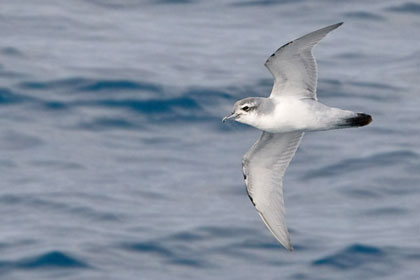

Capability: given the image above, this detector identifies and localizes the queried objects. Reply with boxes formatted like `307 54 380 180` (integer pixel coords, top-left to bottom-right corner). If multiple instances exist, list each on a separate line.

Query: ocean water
0 0 420 279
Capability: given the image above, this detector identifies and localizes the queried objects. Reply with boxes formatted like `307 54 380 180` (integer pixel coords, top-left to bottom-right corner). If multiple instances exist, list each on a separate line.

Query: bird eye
242 106 250 112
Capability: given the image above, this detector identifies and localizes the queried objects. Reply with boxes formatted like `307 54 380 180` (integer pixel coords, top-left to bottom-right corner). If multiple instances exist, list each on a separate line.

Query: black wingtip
330 22 344 30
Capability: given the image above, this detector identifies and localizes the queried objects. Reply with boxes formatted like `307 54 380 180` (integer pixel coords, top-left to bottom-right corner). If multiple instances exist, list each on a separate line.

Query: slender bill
222 113 237 123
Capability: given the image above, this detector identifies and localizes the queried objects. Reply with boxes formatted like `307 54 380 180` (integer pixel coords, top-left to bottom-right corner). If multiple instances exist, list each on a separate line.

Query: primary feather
242 132 303 250
265 22 343 100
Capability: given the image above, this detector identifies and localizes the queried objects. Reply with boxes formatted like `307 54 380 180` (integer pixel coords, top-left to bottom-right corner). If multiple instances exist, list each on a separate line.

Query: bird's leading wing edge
265 22 343 100
242 131 303 250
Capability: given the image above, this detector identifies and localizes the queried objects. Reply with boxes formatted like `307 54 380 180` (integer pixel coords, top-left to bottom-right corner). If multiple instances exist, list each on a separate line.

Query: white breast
254 97 351 133
255 97 311 133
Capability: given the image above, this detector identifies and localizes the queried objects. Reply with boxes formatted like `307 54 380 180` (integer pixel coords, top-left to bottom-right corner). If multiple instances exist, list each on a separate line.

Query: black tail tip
348 113 372 127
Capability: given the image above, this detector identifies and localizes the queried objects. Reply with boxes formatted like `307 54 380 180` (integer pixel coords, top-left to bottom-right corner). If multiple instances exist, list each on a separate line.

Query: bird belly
256 99 313 133
254 99 354 133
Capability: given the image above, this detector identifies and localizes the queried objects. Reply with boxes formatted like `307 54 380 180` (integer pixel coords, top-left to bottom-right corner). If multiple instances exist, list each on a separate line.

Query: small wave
19 78 162 93
0 160 15 169
17 251 89 269
15 79 237 125
0 88 26 105
363 207 408 216
0 251 89 271
0 194 21 204
304 150 418 179
385 2 420 14
317 78 399 102
155 0 195 4
19 78 89 90
0 47 24 57
85 0 142 9
313 244 384 269
121 241 205 267
166 258 205 267
28 160 84 170
168 232 205 242
123 241 174 257
0 69 26 78
71 96 217 125
78 80 161 93
195 225 257 238
120 226 260 267
349 81 399 90
94 97 200 113
335 52 367 59
77 117 139 131
87 0 196 9
0 194 120 222
16 79 230 122
42 101 69 110
344 11 384 20
182 87 233 101
0 89 71 111
0 131 43 150
232 0 303 7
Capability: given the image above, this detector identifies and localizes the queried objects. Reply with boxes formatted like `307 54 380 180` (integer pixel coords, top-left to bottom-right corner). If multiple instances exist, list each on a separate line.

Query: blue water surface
0 0 419 279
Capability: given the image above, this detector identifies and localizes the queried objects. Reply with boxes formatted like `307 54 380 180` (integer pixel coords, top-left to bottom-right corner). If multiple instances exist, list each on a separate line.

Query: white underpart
241 23 348 250
252 97 355 133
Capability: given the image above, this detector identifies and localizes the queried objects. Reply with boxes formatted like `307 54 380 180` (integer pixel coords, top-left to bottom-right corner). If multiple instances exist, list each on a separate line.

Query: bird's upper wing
265 22 343 100
242 131 303 251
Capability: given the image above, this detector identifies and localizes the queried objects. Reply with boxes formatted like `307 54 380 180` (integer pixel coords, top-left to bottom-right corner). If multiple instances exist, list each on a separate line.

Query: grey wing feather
265 22 343 100
242 132 303 251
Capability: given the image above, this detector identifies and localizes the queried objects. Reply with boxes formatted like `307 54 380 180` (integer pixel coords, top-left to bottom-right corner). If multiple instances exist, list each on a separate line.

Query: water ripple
19 78 162 93
0 88 27 105
0 251 89 271
0 47 24 57
304 150 418 179
121 241 207 267
0 131 43 150
17 251 89 269
313 244 384 269
232 0 303 7
385 2 420 14
344 11 385 20
0 194 120 222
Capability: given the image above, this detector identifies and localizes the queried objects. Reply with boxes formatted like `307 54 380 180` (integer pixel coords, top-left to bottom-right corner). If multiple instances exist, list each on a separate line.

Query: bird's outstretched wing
265 22 343 100
242 132 303 251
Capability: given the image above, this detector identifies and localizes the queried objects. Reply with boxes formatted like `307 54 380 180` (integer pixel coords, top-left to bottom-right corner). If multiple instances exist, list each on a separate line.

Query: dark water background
1 0 420 279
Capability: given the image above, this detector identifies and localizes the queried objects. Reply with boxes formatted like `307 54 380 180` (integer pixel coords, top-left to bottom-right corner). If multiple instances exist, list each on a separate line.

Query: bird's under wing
265 22 343 100
242 131 303 251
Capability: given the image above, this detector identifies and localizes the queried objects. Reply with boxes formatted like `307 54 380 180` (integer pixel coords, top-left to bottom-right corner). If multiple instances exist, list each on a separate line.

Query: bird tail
339 113 372 128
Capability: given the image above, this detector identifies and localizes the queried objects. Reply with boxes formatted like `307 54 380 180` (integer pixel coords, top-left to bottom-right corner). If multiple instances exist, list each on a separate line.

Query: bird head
222 97 261 125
